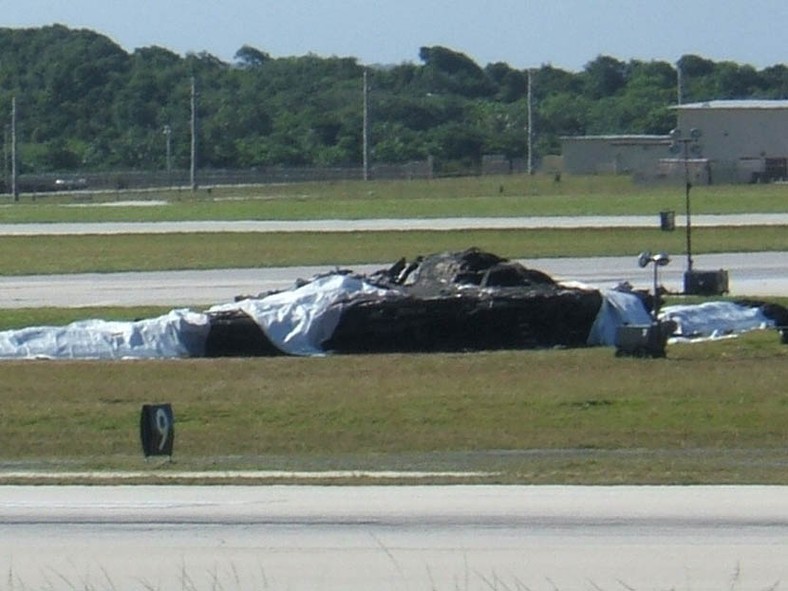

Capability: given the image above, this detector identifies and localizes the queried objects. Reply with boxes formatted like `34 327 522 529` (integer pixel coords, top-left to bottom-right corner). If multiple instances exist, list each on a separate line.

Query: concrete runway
1 251 785 308
0 212 787 235
0 215 784 308
1 215 785 590
2 485 787 590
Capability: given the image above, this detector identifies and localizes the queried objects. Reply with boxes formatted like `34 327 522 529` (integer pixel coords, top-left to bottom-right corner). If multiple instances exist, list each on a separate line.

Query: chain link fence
8 159 442 195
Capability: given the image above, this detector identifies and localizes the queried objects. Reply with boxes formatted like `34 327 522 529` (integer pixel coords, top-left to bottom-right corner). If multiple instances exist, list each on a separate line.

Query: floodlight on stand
635 251 671 319
638 251 652 268
614 251 672 358
653 252 671 266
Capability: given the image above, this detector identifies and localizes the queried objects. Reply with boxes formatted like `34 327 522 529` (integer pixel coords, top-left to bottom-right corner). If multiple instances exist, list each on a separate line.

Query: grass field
1 173 784 274
0 330 786 484
2 173 787 222
0 226 785 275
0 174 786 484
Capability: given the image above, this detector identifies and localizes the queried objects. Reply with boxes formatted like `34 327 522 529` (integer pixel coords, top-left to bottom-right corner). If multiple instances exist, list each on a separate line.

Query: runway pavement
2 485 786 591
0 215 784 305
1 212 787 235
1 215 785 590
1 251 785 308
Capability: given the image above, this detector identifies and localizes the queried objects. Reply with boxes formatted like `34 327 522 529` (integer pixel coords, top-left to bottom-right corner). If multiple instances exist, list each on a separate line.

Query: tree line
1 24 786 176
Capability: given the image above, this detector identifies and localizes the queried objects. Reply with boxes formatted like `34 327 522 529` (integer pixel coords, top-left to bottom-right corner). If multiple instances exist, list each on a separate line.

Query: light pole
162 125 172 187
668 127 729 295
676 59 683 106
362 69 370 181
11 96 18 201
669 127 701 274
190 77 197 192
3 123 8 194
527 68 534 175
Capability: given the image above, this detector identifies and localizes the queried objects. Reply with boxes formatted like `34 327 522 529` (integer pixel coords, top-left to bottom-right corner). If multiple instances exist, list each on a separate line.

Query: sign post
140 403 174 458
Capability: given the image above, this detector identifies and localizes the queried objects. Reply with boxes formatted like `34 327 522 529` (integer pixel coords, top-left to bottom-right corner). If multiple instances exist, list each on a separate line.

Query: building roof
560 134 670 142
675 100 788 110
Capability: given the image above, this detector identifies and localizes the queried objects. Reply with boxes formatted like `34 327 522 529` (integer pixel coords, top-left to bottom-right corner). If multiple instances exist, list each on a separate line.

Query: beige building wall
676 101 788 160
561 101 788 183
674 100 788 182
561 135 671 176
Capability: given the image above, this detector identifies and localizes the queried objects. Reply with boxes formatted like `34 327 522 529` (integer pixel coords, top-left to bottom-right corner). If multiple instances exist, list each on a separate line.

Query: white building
560 100 788 183
673 100 788 183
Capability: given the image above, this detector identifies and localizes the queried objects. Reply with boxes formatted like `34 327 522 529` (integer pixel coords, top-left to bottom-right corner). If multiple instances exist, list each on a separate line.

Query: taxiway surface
2 485 786 591
1 216 784 307
1 251 785 308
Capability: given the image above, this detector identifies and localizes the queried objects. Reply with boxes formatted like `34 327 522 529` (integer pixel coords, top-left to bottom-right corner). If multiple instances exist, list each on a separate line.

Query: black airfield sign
140 403 174 457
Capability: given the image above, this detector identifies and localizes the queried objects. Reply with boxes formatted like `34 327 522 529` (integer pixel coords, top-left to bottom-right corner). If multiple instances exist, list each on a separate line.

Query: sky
3 0 786 72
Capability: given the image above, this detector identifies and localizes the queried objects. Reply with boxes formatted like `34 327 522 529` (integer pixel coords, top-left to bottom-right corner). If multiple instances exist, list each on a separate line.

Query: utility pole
3 124 7 192
362 69 370 181
676 59 683 105
527 69 534 175
190 77 197 192
163 124 172 187
670 127 702 273
682 137 693 271
11 96 18 201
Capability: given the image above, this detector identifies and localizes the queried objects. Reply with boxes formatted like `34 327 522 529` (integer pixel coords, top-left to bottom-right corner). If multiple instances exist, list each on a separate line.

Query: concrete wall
561 136 671 176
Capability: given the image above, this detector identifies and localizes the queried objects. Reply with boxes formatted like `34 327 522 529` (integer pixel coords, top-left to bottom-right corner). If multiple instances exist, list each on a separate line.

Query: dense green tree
538 92 591 136
532 65 582 98
582 55 628 99
234 45 271 68
759 65 788 99
0 26 784 176
713 62 762 99
418 46 496 98
485 62 527 103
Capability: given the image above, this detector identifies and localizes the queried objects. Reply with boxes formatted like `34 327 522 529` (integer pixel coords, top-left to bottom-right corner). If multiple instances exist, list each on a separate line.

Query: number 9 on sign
140 403 175 457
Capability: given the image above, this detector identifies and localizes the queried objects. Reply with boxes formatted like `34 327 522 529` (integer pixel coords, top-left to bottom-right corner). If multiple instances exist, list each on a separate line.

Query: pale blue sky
3 0 786 71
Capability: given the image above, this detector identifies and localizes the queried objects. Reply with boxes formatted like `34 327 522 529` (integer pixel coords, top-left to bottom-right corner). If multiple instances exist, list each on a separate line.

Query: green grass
1 173 787 222
0 330 786 484
0 174 785 485
0 174 783 276
0 174 784 276
0 226 785 275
